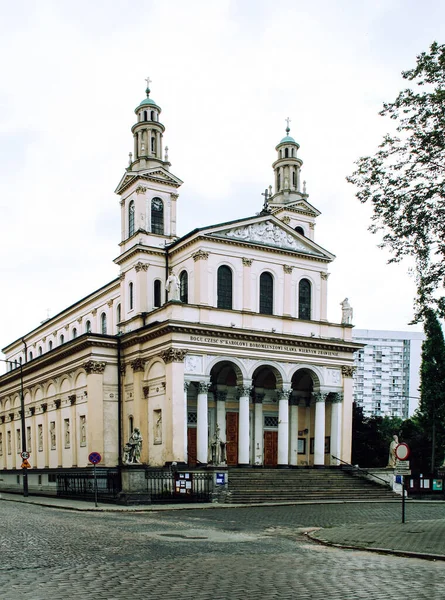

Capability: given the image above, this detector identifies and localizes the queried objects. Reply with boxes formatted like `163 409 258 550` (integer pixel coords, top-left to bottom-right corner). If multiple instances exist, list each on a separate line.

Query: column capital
184 381 191 393
330 392 343 403
341 365 356 378
131 358 145 372
313 392 329 403
84 360 106 374
237 385 252 399
253 393 265 404
283 264 293 274
242 257 253 267
289 395 301 406
192 249 209 262
277 388 291 401
198 381 211 394
160 348 188 363
216 391 227 402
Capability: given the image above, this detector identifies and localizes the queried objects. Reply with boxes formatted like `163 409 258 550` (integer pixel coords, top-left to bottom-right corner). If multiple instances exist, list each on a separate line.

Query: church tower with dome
0 82 361 501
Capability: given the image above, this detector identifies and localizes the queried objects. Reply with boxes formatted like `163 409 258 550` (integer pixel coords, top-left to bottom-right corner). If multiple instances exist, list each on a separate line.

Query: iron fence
145 470 212 503
57 470 121 501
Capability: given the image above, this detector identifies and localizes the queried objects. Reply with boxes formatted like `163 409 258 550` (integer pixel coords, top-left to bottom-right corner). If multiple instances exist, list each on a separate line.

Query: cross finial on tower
285 117 291 134
145 76 152 96
260 188 271 215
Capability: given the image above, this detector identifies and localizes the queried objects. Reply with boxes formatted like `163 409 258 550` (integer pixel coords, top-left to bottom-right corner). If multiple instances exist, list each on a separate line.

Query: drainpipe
22 338 27 364
117 334 123 466
165 245 169 302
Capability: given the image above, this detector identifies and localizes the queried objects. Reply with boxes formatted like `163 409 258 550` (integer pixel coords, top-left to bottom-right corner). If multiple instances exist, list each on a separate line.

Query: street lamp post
1 359 28 496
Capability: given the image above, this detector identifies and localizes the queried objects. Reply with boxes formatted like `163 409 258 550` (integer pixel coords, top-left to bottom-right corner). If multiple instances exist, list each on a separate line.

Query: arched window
85 320 91 333
277 172 281 190
154 280 161 308
38 346 43 356
151 134 156 153
295 226 305 236
101 312 107 334
292 170 296 187
72 328 77 339
116 304 121 324
151 198 164 235
285 148 289 158
128 200 135 237
151 110 155 121
298 279 311 320
129 282 134 310
48 341 53 351
291 148 295 157
143 110 148 121
259 272 274 315
60 334 65 345
19 356 23 364
217 266 233 310
29 352 33 361
179 271 188 303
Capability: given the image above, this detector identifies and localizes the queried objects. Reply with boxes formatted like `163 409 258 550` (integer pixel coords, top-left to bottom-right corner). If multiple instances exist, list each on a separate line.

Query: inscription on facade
189 335 340 357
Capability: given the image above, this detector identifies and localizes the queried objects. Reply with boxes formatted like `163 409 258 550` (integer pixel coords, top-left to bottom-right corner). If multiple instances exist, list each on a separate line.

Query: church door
264 431 278 466
187 428 197 466
226 412 239 465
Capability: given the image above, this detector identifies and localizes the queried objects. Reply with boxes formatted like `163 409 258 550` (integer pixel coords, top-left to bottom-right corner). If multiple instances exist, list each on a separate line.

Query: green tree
347 42 445 319
418 308 445 471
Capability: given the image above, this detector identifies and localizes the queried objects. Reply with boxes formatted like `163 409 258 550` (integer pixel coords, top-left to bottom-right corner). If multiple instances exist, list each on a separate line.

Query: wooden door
226 412 239 465
187 428 197 466
264 431 278 466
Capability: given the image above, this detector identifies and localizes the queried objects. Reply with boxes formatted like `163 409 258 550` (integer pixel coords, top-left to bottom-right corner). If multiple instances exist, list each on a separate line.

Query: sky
1 0 443 357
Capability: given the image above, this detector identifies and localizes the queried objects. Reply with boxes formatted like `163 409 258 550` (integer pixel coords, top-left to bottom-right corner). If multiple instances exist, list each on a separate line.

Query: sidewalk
308 519 445 560
2 492 444 560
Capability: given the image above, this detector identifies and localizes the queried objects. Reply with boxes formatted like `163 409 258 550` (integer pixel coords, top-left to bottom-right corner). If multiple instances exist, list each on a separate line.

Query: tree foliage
418 308 445 470
347 42 445 319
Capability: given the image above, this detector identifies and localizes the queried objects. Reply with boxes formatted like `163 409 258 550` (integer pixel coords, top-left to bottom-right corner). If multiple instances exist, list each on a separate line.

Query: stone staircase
227 467 399 504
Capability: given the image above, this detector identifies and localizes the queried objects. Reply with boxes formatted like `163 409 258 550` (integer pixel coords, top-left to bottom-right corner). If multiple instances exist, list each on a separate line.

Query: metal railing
145 470 212 503
57 470 121 501
331 455 391 487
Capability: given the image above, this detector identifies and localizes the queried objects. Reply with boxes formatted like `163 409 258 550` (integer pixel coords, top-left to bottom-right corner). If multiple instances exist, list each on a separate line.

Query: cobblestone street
1 501 444 599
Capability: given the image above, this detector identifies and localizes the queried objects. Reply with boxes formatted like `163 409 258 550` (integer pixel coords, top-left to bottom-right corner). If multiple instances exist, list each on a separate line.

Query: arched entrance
252 365 282 467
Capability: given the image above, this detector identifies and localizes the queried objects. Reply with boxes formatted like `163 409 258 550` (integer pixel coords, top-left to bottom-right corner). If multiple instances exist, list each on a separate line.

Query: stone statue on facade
165 270 180 301
208 425 226 466
387 434 399 468
340 298 353 324
123 427 143 464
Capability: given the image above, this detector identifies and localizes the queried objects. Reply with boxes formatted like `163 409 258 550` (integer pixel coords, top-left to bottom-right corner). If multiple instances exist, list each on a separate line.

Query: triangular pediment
271 200 321 217
115 167 183 194
206 217 333 259
141 169 183 186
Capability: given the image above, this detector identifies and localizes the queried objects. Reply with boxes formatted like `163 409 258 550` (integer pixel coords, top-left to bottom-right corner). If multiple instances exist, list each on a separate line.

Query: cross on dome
285 116 291 135
145 76 152 96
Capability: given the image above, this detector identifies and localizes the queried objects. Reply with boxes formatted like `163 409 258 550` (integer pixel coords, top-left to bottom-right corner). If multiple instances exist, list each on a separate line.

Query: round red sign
395 443 410 461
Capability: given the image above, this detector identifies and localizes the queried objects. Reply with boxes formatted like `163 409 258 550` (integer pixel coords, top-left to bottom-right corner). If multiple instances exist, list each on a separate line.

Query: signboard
175 472 192 495
395 469 411 476
216 472 225 485
432 479 443 491
21 459 31 469
395 443 410 461
20 451 30 460
88 452 102 465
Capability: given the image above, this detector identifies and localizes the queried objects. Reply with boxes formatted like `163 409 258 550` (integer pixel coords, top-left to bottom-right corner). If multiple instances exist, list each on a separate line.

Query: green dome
279 135 296 144
138 97 157 106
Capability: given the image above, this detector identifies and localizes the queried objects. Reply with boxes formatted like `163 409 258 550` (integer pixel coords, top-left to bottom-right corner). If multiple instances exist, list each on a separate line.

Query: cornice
114 244 165 266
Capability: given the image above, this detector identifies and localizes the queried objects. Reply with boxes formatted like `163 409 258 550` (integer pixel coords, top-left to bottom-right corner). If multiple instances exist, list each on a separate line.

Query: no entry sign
88 452 102 465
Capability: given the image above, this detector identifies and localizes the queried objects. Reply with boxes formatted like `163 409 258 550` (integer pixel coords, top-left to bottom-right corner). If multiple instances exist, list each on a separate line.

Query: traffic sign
20 451 30 460
88 451 102 465
396 459 410 469
21 459 31 469
395 443 410 461
395 469 412 476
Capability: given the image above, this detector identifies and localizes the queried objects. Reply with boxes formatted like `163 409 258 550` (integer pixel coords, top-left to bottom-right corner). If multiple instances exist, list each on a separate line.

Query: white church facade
0 84 360 496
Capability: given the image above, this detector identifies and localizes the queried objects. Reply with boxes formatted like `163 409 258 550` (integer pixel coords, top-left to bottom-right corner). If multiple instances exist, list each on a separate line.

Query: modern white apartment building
352 330 424 419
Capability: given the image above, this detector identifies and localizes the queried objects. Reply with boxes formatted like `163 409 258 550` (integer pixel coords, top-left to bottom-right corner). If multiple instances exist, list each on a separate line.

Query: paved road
1 501 444 600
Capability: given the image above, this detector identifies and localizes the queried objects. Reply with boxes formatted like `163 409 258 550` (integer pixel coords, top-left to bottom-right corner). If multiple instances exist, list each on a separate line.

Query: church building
0 83 360 497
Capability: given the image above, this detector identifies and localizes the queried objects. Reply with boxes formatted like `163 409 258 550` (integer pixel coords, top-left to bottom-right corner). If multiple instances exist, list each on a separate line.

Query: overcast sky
1 0 443 356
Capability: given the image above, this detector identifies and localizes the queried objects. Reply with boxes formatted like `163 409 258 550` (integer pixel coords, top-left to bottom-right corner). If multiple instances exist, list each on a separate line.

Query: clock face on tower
152 198 163 211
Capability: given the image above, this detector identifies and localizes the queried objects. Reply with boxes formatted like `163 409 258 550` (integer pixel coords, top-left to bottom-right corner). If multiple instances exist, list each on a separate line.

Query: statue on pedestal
387 434 399 468
208 425 226 466
165 270 180 301
123 427 143 464
340 298 353 324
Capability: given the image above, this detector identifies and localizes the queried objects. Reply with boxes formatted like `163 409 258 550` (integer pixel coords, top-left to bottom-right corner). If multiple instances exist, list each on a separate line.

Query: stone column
341 366 355 464
330 393 343 465
288 395 300 466
242 258 253 311
282 265 293 316
197 381 211 464
253 393 264 465
135 262 149 313
216 391 227 448
161 349 188 464
313 392 328 466
192 250 210 305
69 396 77 467
320 272 329 321
184 381 190 463
84 361 107 458
237 385 251 466
130 358 146 462
277 388 290 467
55 400 62 468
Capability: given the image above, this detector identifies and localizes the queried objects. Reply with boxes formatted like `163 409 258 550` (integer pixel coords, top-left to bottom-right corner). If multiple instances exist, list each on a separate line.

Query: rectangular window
48 474 57 483
264 415 279 428
298 438 306 454
187 412 197 425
